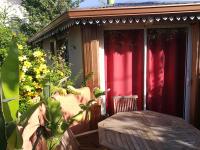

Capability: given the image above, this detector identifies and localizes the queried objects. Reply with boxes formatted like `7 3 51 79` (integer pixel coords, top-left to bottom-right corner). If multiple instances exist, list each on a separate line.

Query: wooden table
98 111 200 150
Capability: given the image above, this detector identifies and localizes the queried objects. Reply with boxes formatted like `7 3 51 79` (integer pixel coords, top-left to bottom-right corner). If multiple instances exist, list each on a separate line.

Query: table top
98 111 200 150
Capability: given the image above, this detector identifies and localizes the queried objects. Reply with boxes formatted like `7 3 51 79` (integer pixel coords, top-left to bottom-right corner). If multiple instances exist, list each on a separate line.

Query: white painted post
99 30 106 115
144 28 147 110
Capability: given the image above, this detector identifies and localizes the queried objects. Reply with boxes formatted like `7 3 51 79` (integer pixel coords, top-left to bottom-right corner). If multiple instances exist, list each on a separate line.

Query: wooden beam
190 22 200 127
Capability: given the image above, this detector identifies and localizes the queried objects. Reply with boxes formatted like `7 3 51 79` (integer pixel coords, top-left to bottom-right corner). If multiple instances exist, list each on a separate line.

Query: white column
144 28 147 110
99 30 106 115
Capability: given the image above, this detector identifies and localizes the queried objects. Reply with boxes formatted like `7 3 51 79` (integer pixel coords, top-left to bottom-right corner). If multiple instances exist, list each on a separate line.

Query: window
50 41 56 55
56 39 69 62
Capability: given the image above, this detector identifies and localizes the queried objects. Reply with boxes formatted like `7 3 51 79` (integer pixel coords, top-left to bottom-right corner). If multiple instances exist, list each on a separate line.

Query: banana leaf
1 37 19 122
0 63 7 150
46 98 62 135
0 107 7 150
1 37 20 149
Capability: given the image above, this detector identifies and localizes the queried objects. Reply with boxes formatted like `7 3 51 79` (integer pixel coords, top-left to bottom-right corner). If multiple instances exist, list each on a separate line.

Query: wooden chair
113 95 138 114
59 129 108 150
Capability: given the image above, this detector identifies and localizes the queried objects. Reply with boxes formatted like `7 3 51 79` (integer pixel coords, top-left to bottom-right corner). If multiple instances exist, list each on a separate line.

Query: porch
65 110 200 150
29 2 200 128
27 2 200 149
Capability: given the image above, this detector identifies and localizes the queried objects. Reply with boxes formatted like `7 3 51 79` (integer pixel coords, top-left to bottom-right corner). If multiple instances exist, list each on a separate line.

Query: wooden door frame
99 23 192 120
190 22 200 126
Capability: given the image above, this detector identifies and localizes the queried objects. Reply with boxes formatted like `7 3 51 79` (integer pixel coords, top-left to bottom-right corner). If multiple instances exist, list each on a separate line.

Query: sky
0 0 25 19
79 0 200 8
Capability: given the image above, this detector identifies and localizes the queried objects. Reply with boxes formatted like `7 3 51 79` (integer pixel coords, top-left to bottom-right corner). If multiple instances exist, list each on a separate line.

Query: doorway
147 28 187 118
104 30 144 114
104 27 188 118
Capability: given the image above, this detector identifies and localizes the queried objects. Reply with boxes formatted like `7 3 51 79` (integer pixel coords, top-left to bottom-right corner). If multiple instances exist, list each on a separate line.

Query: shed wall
68 27 84 87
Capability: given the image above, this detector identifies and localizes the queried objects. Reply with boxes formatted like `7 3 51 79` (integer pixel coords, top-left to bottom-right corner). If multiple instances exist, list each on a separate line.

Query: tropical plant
29 85 106 150
0 36 22 150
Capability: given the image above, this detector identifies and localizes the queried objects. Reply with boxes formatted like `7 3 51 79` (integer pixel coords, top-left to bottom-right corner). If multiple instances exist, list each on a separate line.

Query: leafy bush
0 23 27 67
19 44 73 114
0 25 12 66
48 51 72 87
19 47 50 113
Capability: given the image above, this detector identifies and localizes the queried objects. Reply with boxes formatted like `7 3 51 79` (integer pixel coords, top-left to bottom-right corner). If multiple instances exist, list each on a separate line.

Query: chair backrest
113 95 138 114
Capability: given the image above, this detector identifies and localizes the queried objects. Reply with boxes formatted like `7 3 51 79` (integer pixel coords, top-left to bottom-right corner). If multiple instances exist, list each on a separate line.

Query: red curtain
147 29 186 117
104 30 144 114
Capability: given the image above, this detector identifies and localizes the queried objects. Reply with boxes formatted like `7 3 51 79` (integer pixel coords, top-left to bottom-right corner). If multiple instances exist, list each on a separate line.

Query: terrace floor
76 132 109 150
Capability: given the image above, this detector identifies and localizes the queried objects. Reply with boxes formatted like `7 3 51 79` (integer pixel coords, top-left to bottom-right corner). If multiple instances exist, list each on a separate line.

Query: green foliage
46 98 62 134
29 83 106 150
93 87 106 98
81 72 93 87
5 121 17 138
19 48 50 114
0 108 7 150
18 101 42 127
48 52 72 87
0 20 27 67
1 37 19 122
0 25 12 67
21 0 83 36
0 6 22 30
0 37 22 150
19 45 73 114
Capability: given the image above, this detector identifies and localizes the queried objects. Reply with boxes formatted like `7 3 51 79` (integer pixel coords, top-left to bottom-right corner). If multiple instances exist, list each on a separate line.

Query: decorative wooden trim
190 22 200 126
29 3 200 43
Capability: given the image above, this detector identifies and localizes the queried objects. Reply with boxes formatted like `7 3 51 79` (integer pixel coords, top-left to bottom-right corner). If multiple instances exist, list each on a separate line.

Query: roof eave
29 3 200 43
69 3 200 18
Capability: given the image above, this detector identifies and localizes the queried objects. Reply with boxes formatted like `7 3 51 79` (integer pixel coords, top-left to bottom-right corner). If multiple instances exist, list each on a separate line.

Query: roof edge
29 3 200 43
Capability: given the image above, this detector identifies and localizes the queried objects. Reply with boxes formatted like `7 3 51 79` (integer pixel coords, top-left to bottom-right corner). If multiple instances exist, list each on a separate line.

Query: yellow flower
22 66 28 72
17 44 23 50
35 83 42 89
24 61 31 68
40 58 45 62
33 51 43 58
20 72 25 81
19 56 23 62
27 92 34 97
24 85 32 92
32 82 37 86
39 64 47 70
43 69 50 74
27 76 32 81
19 55 27 61
33 68 39 74
59 71 64 76
36 74 41 79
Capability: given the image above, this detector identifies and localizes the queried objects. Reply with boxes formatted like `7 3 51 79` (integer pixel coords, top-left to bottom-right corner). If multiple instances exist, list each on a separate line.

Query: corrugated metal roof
78 0 200 8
